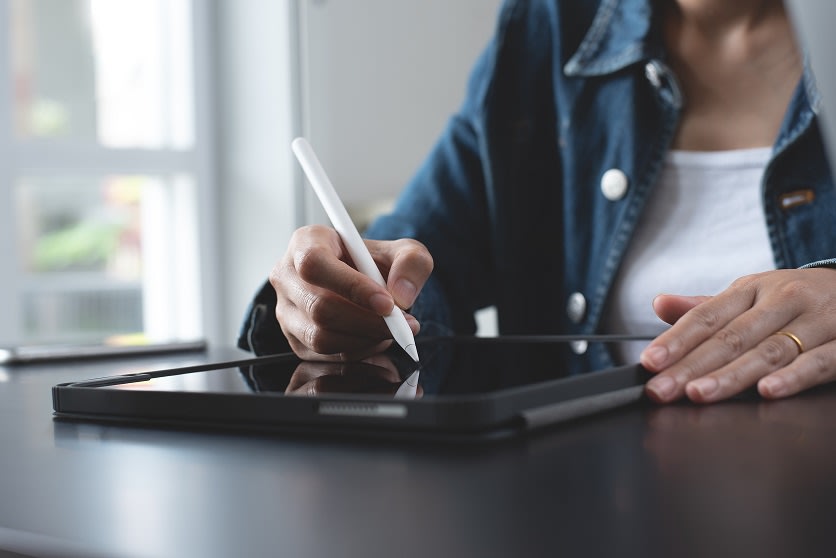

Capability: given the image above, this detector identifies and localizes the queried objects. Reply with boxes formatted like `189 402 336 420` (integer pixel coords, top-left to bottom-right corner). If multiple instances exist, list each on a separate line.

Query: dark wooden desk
1 347 834 558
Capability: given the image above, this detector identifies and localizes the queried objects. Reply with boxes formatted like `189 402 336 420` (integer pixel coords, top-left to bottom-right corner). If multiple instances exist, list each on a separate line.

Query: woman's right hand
270 225 433 361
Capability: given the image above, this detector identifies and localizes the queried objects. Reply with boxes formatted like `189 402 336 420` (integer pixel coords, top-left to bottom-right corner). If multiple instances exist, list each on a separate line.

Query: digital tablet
52 336 653 442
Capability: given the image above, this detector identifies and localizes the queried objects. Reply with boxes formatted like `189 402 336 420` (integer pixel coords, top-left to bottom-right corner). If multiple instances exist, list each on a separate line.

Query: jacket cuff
800 258 836 269
237 281 292 355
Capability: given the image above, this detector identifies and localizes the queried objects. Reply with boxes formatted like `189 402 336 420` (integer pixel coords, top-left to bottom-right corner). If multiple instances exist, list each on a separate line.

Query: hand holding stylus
291 137 419 361
268 139 433 362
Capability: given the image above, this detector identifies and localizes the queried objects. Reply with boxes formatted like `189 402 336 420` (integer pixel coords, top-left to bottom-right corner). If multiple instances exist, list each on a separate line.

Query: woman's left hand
640 268 836 403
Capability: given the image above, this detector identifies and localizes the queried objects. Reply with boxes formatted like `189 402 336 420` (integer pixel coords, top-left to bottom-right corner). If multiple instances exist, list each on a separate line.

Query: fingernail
369 293 394 315
647 376 676 401
689 377 719 399
641 345 669 370
759 376 786 398
393 279 417 308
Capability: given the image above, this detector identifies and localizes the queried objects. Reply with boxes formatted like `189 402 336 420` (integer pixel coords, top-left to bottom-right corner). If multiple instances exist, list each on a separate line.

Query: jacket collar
564 0 658 77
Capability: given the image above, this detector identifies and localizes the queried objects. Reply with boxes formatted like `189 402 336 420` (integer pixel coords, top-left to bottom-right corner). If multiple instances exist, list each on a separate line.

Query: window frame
0 0 222 346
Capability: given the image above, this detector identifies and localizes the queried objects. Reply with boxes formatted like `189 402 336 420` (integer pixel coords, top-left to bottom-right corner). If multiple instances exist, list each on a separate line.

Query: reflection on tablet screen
104 338 622 399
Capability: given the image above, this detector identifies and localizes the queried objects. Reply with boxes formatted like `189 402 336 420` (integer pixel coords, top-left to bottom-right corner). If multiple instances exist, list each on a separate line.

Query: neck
663 0 798 68
666 0 784 33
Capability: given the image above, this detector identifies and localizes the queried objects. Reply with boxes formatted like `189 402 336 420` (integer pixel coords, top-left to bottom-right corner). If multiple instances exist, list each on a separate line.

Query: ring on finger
774 330 805 355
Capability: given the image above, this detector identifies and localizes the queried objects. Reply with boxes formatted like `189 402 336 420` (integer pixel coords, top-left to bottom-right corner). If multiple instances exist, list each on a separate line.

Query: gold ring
775 330 804 354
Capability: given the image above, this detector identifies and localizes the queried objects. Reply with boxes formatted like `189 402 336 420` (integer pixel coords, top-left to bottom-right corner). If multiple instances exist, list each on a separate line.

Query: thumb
652 294 712 325
366 238 433 309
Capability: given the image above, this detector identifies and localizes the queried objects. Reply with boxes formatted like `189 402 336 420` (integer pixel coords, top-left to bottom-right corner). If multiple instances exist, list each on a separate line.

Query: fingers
271 225 431 360
289 227 432 313
651 294 712 325
683 326 809 402
274 268 417 359
642 269 836 404
642 274 772 377
758 339 836 399
279 305 414 361
288 226 394 315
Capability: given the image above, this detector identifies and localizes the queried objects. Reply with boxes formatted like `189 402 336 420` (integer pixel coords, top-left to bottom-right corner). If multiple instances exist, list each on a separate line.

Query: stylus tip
404 343 419 362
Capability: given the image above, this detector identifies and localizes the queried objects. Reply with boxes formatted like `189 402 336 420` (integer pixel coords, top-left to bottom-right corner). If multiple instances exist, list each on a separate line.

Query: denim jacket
239 0 836 373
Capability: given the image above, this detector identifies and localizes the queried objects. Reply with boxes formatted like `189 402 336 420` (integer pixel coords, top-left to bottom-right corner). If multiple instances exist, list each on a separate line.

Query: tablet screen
100 337 644 400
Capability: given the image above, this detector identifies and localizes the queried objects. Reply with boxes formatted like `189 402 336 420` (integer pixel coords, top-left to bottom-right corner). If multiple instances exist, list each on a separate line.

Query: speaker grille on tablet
318 402 407 419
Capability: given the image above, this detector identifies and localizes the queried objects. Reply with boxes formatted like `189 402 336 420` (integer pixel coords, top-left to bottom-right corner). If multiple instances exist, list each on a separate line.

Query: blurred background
0 0 500 350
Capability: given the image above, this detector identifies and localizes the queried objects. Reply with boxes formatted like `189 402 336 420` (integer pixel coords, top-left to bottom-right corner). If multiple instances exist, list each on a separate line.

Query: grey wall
298 0 503 222
786 0 836 175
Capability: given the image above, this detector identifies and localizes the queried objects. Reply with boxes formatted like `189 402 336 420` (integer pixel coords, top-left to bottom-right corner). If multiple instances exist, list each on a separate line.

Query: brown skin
270 0 836 403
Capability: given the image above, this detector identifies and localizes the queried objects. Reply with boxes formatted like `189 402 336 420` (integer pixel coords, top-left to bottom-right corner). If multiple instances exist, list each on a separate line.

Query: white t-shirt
602 147 775 364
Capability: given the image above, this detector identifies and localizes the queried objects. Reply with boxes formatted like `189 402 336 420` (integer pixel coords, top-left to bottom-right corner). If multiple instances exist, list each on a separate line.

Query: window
0 0 212 346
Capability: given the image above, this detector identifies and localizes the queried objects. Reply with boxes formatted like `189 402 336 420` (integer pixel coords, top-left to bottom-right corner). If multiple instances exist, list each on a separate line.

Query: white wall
215 0 502 344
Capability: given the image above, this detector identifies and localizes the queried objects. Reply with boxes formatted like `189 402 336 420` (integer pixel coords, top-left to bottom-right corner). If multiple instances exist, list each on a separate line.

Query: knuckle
346 279 373 307
394 239 434 272
302 323 330 355
690 307 720 331
809 350 834 380
775 278 809 301
301 324 318 350
729 274 759 292
715 328 746 355
294 245 328 283
301 290 328 322
760 336 787 367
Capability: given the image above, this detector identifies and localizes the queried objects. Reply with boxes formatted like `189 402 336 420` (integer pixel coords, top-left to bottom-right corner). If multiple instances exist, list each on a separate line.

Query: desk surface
1 347 835 558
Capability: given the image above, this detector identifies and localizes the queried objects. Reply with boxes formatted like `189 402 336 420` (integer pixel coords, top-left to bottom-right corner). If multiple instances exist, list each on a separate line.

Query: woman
240 0 836 404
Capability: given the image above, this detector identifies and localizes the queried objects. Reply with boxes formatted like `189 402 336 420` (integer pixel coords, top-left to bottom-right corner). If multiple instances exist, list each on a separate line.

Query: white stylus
291 137 419 362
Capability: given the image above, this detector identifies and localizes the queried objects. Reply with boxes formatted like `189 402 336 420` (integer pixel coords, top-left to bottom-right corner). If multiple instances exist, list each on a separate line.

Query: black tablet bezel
52 336 653 441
